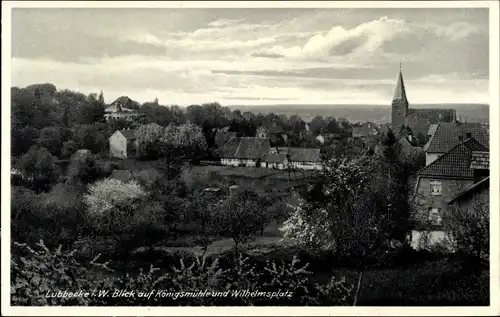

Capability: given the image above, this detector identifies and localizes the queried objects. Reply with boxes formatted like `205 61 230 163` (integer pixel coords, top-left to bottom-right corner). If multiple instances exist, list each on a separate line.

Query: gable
417 138 488 179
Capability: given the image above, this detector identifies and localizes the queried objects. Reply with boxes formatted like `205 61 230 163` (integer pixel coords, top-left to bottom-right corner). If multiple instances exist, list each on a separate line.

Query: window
429 180 442 195
428 207 442 226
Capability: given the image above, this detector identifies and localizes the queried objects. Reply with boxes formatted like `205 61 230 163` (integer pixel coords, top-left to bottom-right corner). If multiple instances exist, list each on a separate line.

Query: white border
2 1 499 316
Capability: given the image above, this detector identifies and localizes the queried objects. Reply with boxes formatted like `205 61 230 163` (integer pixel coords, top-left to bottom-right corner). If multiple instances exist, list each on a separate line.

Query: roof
427 124 439 137
117 129 138 140
448 176 490 205
220 137 271 160
393 71 408 101
110 169 133 182
279 147 321 163
111 96 138 108
417 138 488 179
406 109 456 137
263 153 287 163
424 122 489 153
352 122 379 138
470 151 489 170
215 131 237 147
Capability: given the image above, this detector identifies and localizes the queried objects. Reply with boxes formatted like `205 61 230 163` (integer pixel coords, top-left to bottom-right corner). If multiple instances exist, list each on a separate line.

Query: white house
109 129 138 159
278 147 322 170
220 137 271 167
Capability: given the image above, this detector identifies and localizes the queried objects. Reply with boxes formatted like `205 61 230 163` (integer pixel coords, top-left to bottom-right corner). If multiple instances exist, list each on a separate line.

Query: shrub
11 242 353 306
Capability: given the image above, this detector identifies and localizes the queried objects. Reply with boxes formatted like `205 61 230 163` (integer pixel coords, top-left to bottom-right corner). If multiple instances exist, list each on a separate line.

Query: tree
98 90 105 105
136 123 166 159
83 178 147 216
162 122 208 162
209 191 266 253
447 190 489 273
11 126 39 157
310 116 326 135
16 146 60 192
66 150 101 185
71 124 107 154
37 127 65 157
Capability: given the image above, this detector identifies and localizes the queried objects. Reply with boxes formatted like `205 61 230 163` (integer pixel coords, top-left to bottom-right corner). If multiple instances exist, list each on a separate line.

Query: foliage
447 190 489 266
11 242 353 306
66 150 101 185
11 126 39 157
83 178 147 215
136 123 166 159
210 191 267 251
16 146 60 191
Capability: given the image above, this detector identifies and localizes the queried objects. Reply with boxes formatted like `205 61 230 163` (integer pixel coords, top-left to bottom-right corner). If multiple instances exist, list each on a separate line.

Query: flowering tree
161 122 207 162
83 178 147 215
136 123 166 159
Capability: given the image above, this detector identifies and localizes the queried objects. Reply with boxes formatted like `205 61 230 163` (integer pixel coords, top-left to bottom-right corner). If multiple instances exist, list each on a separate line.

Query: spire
393 65 407 102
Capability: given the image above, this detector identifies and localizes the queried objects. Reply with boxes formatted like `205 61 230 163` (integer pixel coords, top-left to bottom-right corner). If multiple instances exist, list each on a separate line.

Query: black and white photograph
2 1 499 316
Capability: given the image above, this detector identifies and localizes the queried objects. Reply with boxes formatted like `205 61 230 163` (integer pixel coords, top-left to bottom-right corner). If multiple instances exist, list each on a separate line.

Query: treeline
11 83 354 160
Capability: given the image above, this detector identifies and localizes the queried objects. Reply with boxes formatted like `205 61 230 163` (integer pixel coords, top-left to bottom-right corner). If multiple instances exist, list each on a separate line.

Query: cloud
433 22 483 42
251 17 409 61
207 18 244 27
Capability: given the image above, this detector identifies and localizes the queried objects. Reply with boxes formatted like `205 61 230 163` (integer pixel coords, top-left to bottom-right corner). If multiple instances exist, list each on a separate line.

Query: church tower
391 67 409 133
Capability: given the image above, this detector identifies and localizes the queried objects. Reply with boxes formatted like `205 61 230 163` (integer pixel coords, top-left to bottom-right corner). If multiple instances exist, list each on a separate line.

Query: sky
10 7 489 106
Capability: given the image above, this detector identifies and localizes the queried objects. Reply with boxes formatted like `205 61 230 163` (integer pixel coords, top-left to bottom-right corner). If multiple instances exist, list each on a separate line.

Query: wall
414 177 474 227
410 230 454 251
291 161 322 170
109 132 127 159
425 152 445 166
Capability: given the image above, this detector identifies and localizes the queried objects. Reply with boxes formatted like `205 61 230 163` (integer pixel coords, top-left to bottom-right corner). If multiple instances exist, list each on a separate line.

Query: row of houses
108 129 323 171
219 136 322 170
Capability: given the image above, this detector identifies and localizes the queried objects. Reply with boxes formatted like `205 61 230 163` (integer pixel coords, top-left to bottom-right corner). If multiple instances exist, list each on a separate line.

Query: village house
109 129 139 159
423 122 489 166
410 137 489 250
277 147 322 170
220 137 271 167
351 122 379 139
104 96 142 121
262 153 288 170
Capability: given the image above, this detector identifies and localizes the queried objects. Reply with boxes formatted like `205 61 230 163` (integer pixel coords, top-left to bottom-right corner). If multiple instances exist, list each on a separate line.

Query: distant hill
228 104 489 124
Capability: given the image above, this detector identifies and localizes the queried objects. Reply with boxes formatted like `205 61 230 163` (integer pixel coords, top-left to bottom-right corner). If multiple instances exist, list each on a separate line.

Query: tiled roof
215 131 237 146
448 176 489 205
263 153 287 163
470 151 489 169
352 122 379 138
278 147 321 163
220 137 271 160
427 124 439 137
424 122 489 153
118 129 138 140
406 109 456 137
417 138 488 179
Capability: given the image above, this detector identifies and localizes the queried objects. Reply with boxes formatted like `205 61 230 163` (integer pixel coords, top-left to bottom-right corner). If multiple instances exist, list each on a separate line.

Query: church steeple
393 64 408 102
391 64 409 133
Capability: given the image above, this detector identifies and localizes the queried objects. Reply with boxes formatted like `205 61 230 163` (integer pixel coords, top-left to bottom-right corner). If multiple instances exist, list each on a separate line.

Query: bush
11 242 353 306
